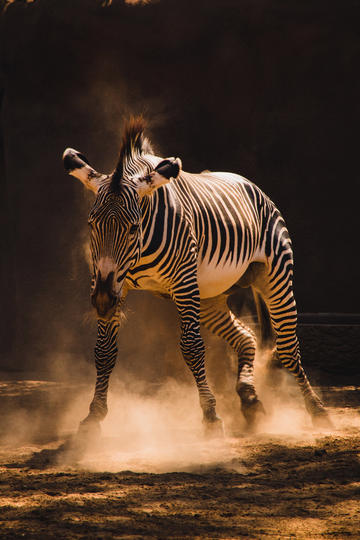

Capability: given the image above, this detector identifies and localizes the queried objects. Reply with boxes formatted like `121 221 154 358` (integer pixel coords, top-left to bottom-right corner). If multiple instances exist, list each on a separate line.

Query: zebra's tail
252 288 283 374
252 289 275 348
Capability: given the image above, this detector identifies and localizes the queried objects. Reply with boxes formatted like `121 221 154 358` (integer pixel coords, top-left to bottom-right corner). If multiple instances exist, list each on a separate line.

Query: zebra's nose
91 271 117 319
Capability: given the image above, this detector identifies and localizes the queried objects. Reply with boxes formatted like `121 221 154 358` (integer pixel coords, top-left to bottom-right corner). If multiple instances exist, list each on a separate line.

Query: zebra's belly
197 258 249 298
130 257 261 299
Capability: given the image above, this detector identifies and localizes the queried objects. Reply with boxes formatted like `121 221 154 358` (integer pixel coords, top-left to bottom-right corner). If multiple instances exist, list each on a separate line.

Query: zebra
63 117 331 437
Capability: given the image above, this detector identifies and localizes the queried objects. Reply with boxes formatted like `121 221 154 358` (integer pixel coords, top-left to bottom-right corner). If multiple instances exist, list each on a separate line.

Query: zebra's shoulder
198 170 252 186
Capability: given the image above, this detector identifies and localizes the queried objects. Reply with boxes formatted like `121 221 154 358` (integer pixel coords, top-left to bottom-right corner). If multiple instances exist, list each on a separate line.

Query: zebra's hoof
74 417 102 450
241 399 266 431
203 417 224 439
57 419 102 463
312 410 333 430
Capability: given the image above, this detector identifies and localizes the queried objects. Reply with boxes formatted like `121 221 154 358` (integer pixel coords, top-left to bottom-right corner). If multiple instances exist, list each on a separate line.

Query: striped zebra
63 117 330 436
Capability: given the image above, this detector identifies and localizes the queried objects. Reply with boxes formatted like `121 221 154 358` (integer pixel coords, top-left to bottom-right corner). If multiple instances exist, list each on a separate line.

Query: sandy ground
0 379 360 539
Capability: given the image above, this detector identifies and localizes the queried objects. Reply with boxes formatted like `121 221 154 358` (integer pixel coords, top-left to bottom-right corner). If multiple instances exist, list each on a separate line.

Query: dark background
0 0 359 375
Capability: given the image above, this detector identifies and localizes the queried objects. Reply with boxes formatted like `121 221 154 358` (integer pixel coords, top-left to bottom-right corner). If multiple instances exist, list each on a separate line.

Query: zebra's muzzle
91 270 118 320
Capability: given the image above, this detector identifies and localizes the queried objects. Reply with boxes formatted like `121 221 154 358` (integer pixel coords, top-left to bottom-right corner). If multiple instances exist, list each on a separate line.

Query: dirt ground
0 381 360 539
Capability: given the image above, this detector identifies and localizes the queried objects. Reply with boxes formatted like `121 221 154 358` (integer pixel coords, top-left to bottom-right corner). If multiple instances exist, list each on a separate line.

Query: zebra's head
63 117 182 320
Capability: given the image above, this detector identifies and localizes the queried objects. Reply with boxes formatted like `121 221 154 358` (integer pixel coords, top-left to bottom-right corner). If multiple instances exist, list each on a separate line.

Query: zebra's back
167 170 276 298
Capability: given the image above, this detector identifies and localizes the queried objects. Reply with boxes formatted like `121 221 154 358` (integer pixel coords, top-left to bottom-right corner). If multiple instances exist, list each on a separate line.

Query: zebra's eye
129 224 138 236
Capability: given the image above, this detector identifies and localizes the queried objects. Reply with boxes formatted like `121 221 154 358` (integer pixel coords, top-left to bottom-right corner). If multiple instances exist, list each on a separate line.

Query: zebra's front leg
180 319 223 435
174 287 223 435
78 317 119 440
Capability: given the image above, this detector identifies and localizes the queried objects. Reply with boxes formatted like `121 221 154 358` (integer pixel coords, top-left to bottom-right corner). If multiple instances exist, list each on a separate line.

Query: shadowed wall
0 0 359 372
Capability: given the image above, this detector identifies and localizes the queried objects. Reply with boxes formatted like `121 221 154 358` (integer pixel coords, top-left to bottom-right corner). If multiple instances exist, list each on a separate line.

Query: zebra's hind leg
253 272 332 428
200 296 265 430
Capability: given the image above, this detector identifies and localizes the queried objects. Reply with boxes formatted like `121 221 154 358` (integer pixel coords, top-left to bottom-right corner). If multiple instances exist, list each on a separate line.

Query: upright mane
111 116 153 190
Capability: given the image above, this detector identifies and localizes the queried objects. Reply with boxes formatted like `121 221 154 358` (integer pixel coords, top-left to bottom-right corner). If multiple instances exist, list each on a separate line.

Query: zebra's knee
236 332 256 361
275 331 300 362
180 322 205 366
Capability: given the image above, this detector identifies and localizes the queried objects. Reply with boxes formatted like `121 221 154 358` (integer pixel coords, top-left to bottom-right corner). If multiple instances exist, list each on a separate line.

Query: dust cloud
1 336 359 475
59 378 246 474
45 344 352 473
0 139 351 470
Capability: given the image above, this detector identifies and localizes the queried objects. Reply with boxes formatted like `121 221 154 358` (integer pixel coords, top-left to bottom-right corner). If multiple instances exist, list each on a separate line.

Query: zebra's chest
125 267 169 296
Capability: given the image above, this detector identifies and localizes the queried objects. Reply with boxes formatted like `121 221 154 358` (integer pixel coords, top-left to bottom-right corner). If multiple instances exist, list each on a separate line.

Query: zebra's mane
111 116 153 190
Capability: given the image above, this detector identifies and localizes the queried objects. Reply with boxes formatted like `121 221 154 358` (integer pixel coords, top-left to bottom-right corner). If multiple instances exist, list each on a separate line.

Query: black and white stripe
64 117 330 434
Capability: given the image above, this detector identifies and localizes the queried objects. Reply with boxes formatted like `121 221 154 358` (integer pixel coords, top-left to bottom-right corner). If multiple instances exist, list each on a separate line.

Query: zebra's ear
135 157 182 197
63 148 106 195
